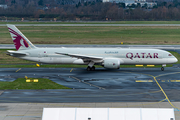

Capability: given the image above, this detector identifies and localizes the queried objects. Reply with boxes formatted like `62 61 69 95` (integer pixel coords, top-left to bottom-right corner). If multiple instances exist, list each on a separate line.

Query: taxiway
0 67 180 120
0 67 180 103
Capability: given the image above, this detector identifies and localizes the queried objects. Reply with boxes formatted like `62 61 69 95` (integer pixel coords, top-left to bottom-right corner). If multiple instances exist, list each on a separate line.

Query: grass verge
0 64 173 68
1 26 180 44
0 78 70 90
2 21 180 24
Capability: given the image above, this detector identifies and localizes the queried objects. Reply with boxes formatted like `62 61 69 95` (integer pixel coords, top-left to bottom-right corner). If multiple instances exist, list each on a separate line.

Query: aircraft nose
174 57 178 63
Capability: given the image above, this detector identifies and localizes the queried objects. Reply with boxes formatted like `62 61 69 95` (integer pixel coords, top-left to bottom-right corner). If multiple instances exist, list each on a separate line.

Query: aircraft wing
55 52 103 61
7 50 29 56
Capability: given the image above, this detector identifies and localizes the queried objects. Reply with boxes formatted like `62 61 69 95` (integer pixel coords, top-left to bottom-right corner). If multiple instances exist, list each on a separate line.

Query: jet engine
103 58 120 69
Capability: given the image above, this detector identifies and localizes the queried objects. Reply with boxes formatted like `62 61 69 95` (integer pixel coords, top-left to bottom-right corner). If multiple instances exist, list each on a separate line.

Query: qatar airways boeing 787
6 24 178 71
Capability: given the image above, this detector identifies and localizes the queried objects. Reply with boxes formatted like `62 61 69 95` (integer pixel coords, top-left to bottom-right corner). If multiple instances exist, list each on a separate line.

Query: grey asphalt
1 102 180 120
1 24 180 26
0 67 180 103
1 67 180 120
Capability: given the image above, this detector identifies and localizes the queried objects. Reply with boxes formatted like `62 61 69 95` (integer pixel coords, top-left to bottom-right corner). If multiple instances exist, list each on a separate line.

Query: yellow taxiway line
153 76 178 109
15 68 21 72
70 68 73 72
136 80 153 82
136 80 180 82
125 71 180 109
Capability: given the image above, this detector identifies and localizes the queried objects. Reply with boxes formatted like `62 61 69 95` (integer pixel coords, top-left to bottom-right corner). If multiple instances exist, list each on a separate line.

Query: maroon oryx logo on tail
8 27 29 50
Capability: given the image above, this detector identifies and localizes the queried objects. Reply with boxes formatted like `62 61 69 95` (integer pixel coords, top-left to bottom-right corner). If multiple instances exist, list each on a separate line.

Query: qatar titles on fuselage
6 24 178 71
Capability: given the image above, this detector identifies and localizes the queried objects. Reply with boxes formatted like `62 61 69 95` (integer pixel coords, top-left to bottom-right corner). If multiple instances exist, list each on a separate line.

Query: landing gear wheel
87 66 91 71
87 66 95 71
91 66 95 71
161 67 164 71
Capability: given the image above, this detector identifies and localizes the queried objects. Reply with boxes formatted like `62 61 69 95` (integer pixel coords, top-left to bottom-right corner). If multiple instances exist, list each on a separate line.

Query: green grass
0 49 35 64
0 64 96 68
0 64 173 68
1 21 180 24
0 78 70 90
121 64 172 67
1 26 180 44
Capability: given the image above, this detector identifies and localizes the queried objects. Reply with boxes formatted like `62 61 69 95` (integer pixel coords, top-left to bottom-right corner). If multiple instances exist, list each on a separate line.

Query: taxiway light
26 79 31 82
34 79 38 82
135 65 143 67
36 64 40 67
147 65 154 67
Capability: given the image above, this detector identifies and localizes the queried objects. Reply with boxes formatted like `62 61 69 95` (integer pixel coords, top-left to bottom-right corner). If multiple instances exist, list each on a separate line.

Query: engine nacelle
103 58 120 69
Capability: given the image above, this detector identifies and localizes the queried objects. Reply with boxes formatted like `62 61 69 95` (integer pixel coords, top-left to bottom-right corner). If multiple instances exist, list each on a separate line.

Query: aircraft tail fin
7 24 36 51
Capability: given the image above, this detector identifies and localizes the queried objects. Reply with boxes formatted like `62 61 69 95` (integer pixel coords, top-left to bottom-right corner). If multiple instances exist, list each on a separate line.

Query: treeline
1 1 180 20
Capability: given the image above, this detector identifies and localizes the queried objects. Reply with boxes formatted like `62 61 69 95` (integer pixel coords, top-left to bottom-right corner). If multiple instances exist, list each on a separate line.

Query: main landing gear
87 61 95 71
87 66 95 71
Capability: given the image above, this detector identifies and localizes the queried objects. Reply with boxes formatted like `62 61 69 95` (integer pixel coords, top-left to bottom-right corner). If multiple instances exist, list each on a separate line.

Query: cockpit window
168 54 172 56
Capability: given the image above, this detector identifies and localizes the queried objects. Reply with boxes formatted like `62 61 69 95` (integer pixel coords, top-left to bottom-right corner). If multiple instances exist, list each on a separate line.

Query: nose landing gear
161 64 166 71
161 67 164 71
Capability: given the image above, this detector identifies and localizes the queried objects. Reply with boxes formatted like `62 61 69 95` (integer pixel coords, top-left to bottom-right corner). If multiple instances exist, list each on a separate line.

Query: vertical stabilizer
7 24 36 51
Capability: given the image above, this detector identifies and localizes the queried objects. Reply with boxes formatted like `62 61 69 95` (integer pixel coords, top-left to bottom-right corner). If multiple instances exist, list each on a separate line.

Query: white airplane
6 24 178 71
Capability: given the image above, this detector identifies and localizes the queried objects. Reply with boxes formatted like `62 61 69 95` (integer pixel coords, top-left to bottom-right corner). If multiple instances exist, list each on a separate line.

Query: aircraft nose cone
174 57 178 63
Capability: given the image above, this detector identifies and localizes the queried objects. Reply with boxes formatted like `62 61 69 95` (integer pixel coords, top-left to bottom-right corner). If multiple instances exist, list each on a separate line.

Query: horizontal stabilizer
7 50 29 56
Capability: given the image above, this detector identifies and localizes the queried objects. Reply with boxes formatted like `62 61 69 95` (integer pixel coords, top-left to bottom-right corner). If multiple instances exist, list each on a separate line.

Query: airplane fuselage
15 47 177 65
